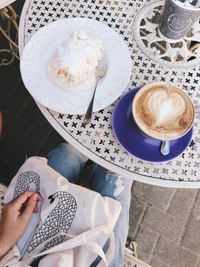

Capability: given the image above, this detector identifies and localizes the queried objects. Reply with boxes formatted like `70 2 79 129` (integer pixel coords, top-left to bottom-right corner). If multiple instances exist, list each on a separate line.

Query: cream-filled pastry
48 29 104 87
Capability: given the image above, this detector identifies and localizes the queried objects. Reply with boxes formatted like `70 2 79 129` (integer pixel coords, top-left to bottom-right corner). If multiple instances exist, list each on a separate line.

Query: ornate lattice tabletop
19 0 200 187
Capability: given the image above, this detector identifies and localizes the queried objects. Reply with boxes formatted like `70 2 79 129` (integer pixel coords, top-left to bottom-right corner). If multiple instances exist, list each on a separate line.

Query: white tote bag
0 156 121 267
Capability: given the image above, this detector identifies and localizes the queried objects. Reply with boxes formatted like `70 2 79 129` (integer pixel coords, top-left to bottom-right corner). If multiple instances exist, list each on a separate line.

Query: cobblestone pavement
129 182 200 267
1 1 200 267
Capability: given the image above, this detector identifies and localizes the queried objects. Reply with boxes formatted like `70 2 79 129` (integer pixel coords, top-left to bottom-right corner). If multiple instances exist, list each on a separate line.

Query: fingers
20 193 43 222
33 203 38 213
12 191 43 209
11 191 43 221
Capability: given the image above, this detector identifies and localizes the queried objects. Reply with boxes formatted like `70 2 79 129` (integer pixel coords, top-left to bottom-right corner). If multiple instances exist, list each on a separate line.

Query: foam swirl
145 90 186 125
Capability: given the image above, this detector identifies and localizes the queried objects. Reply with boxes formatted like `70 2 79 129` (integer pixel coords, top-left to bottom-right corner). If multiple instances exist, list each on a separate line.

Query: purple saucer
112 87 193 163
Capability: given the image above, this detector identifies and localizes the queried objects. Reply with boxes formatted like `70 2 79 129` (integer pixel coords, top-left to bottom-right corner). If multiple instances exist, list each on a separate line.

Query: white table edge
18 0 200 188
0 0 15 9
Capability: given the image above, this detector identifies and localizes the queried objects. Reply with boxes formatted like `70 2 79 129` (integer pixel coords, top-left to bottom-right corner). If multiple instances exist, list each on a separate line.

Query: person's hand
0 191 43 258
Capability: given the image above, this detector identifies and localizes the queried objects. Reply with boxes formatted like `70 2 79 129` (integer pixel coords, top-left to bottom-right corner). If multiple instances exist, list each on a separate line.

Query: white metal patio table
18 0 200 188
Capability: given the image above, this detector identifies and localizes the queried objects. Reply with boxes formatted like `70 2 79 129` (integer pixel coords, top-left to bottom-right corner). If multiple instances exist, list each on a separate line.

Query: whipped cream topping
49 29 104 88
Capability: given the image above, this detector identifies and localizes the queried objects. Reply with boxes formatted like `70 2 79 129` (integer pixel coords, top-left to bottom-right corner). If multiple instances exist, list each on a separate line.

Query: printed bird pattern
28 191 77 253
13 171 40 198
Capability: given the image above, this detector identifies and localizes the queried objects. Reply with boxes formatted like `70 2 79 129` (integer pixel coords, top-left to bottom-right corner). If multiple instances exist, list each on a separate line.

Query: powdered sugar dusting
48 29 104 88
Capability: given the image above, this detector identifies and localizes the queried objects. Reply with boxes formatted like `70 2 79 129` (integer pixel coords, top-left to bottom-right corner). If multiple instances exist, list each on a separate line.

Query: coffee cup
158 0 200 42
132 82 196 142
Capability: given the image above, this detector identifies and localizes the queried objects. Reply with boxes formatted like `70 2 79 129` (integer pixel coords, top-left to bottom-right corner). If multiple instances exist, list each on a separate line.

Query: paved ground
128 182 200 267
1 1 200 267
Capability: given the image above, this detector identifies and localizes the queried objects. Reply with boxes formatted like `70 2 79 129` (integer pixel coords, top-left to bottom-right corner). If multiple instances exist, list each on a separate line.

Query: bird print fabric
14 171 40 198
28 191 77 253
13 172 77 254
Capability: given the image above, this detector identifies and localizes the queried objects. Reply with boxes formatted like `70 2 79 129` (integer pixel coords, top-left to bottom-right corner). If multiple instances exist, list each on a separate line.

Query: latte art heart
132 82 195 140
146 91 186 125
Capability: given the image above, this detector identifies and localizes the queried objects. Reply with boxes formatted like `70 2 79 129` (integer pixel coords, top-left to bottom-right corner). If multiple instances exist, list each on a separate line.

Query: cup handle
160 140 170 156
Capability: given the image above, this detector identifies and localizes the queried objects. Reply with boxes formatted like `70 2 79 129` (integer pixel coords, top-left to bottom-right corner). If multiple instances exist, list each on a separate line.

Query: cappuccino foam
132 83 194 140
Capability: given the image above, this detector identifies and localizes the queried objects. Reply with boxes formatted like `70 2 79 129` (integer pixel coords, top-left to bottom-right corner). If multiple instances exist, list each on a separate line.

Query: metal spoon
160 140 170 156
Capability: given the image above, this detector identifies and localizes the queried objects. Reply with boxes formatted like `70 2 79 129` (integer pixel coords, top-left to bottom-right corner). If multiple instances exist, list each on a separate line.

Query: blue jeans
46 143 132 267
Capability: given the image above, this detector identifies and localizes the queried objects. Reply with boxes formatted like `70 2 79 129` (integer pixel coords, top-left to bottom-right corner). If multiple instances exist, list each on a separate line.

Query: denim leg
46 143 88 184
81 163 133 267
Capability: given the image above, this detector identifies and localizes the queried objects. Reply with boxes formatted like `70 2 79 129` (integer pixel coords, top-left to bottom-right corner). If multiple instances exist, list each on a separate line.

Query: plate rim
20 17 132 114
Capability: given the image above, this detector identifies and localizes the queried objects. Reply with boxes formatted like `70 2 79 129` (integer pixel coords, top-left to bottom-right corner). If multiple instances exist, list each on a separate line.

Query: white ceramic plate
20 18 132 114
